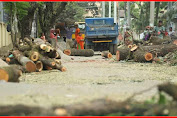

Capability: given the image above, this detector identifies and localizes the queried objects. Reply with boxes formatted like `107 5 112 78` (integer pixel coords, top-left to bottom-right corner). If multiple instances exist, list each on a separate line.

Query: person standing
76 32 84 49
65 26 74 49
40 33 46 42
154 20 165 39
168 27 175 36
74 24 80 48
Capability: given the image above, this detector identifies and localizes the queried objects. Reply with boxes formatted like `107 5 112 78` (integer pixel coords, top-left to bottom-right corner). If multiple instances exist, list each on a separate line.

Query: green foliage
158 92 167 104
59 2 86 23
3 2 30 20
144 96 157 104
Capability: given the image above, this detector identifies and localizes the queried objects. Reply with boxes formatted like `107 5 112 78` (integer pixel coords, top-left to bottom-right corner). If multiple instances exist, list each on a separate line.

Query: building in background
0 2 9 23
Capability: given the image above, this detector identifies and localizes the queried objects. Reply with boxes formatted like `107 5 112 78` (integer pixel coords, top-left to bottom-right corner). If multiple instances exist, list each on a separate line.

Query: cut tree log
55 51 61 59
53 64 66 72
101 51 112 59
35 61 43 72
0 65 22 82
17 45 31 52
139 44 177 57
55 59 61 65
63 49 94 57
12 50 36 72
24 51 39 62
149 36 171 45
39 55 56 68
133 50 153 62
48 38 57 48
116 46 131 61
43 65 53 70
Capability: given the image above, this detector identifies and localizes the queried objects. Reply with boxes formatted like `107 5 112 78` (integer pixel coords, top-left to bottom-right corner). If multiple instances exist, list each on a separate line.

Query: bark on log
101 51 112 59
12 50 36 72
116 46 131 61
17 45 31 52
35 61 43 72
139 44 177 57
149 36 171 45
64 49 94 57
43 65 53 70
0 65 22 82
24 51 39 62
48 38 57 48
39 55 56 68
133 50 153 62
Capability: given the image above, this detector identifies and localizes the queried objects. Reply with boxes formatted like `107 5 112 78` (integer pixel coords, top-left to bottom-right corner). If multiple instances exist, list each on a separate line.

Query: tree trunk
63 49 94 57
116 46 131 61
0 65 22 82
155 2 160 25
20 3 38 39
133 50 153 62
12 50 36 72
101 51 112 59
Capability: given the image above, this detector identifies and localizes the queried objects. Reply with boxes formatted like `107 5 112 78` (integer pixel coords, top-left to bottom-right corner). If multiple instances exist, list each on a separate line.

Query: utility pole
150 2 155 27
109 2 111 18
127 2 131 28
114 1 117 23
102 2 105 18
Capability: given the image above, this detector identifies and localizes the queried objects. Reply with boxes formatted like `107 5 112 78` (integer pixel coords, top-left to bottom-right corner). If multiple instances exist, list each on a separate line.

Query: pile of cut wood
0 37 66 82
116 36 177 63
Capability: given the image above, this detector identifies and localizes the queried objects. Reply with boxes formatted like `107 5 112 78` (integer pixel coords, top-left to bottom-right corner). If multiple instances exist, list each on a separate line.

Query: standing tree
38 2 67 39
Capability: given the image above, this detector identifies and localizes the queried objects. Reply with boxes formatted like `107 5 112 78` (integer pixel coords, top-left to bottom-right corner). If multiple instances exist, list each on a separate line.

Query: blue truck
85 18 118 54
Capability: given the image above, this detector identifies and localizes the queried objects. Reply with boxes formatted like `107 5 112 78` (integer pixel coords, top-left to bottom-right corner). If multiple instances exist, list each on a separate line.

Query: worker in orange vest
76 32 84 49
74 24 80 48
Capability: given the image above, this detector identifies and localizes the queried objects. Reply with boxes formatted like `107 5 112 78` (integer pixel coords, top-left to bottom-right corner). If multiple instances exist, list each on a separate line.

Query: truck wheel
109 44 114 54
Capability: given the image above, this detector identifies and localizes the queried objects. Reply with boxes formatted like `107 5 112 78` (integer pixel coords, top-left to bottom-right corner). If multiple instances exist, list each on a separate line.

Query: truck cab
85 18 118 54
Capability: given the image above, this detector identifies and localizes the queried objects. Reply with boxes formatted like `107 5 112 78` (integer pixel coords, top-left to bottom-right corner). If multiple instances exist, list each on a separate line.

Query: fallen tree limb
64 49 94 57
